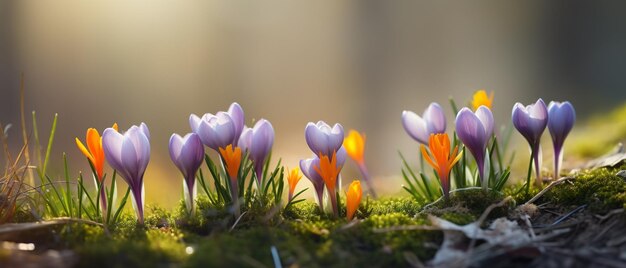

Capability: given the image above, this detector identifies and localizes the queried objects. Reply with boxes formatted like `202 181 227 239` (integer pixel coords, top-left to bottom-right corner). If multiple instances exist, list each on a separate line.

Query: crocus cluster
512 99 575 188
102 123 151 224
187 103 275 216
300 121 347 217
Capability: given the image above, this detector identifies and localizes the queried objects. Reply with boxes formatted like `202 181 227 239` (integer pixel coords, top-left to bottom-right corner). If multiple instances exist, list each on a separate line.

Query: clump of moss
185 227 310 267
365 197 422 217
63 225 187 267
543 165 626 213
423 188 512 222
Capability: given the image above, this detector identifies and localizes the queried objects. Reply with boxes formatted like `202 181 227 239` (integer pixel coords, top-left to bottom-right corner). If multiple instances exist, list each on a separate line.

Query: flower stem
525 149 533 195
533 146 542 188
553 146 562 180
357 162 377 198
329 189 338 218
229 178 240 218
99 186 107 221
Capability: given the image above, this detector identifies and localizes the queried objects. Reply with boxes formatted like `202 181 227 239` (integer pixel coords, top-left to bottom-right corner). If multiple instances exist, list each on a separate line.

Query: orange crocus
314 152 341 194
471 89 494 111
420 133 462 199
345 180 362 220
287 167 302 201
76 123 118 179
343 130 366 165
314 151 342 216
219 145 242 180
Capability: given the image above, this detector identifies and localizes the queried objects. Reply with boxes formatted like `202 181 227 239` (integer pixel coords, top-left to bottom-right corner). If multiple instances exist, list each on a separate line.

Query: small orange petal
75 137 94 163
346 180 362 220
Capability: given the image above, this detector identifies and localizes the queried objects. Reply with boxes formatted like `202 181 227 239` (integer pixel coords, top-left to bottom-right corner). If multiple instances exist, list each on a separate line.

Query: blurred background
1 1 625 207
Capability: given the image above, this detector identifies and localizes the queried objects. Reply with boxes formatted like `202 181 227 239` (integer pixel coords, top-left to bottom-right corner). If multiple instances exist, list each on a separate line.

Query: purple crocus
455 106 494 189
102 123 151 224
300 156 325 212
238 119 275 182
169 133 205 215
512 99 548 188
547 101 575 180
305 121 344 157
190 112 236 151
402 102 447 144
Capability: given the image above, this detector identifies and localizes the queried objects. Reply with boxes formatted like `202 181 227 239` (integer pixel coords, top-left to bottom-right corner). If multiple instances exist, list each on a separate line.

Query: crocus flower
76 123 118 219
512 99 548 187
471 89 494 111
547 101 576 180
286 167 302 202
402 102 446 144
300 157 325 211
238 119 274 182
305 121 344 157
455 106 494 189
169 133 204 215
102 123 150 224
343 130 376 198
345 180 362 221
314 151 342 217
190 112 236 151
421 133 462 199
218 144 242 216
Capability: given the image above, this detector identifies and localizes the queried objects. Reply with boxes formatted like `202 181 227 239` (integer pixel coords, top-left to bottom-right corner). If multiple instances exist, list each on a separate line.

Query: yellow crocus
471 89 494 111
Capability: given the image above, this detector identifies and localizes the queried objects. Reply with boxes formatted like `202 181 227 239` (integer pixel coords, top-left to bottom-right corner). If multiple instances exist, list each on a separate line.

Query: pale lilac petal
402 110 429 144
305 122 328 155
327 123 344 154
189 114 202 133
139 123 150 140
238 127 252 153
336 146 347 168
424 102 446 134
169 134 185 169
102 128 125 173
475 106 494 137
228 102 245 144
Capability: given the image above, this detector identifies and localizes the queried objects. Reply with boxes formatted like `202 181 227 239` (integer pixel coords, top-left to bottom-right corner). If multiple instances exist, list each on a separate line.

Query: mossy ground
2 163 624 267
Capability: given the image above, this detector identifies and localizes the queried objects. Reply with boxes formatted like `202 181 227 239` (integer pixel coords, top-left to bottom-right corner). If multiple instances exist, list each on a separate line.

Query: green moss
424 188 513 222
543 165 626 212
53 219 186 268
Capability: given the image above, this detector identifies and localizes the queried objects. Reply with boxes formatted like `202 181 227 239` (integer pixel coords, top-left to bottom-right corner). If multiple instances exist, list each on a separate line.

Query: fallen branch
0 217 103 234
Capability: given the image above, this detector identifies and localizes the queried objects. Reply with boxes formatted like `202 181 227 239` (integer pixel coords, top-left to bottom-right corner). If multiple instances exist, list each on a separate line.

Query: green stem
525 150 533 195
